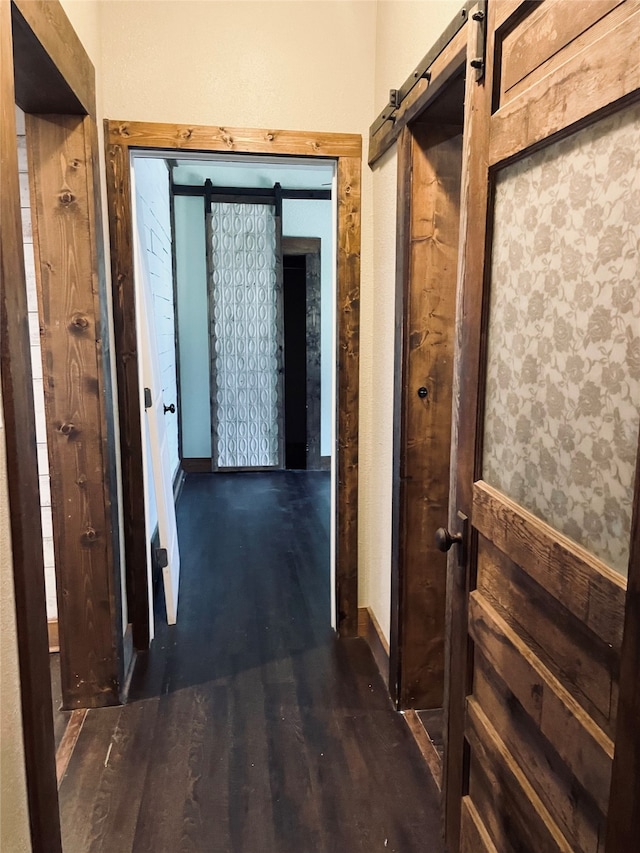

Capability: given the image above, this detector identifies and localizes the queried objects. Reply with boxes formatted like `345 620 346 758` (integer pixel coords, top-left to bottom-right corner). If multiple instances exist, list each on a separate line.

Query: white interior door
133 205 181 626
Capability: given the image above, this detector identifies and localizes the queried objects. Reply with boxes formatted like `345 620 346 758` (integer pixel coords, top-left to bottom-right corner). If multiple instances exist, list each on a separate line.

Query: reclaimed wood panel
27 114 120 709
107 121 361 159
469 592 614 815
477 534 618 734
460 796 498 853
467 696 574 853
490 2 640 165
396 123 462 709
473 481 627 649
336 154 360 636
499 0 624 104
0 2 62 846
474 650 604 853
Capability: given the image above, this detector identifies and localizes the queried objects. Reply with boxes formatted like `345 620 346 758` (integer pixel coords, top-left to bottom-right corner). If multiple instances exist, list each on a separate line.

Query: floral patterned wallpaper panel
483 101 640 576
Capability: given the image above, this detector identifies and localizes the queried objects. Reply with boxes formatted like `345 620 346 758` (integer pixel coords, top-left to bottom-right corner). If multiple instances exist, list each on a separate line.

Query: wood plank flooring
58 472 443 852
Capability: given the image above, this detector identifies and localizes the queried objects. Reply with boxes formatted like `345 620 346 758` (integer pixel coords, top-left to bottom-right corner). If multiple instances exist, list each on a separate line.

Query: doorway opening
389 71 466 788
283 253 308 470
106 124 362 647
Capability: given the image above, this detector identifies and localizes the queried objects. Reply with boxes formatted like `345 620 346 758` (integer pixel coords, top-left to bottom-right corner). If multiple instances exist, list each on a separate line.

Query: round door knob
435 527 463 552
163 403 176 414
417 386 428 399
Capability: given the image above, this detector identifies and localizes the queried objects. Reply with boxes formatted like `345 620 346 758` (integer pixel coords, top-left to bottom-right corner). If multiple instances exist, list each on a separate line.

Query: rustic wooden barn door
444 2 640 852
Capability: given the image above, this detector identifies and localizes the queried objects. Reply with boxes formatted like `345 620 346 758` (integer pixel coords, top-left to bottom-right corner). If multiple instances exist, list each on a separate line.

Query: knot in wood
59 422 76 437
77 473 88 486
82 527 98 545
70 313 89 332
179 128 193 140
70 158 81 169
266 133 275 142
119 124 130 137
59 190 76 206
345 185 352 195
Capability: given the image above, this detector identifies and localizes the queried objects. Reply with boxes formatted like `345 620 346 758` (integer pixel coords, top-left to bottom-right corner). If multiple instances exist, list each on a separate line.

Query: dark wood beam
0 2 62 849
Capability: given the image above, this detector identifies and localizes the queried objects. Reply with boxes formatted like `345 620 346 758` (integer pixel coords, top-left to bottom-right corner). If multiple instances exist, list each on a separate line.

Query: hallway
57 472 443 852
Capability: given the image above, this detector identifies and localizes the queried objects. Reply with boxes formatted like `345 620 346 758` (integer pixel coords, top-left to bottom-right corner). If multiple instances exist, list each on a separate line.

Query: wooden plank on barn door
133 208 181 626
444 1 640 851
26 113 122 709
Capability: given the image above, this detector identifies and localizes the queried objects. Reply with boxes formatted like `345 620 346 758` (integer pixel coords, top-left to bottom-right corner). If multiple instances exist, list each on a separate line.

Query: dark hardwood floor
58 472 443 852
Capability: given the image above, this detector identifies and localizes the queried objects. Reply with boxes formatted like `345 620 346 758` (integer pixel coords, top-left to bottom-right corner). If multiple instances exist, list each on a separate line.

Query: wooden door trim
3 0 117 849
105 121 361 638
282 236 323 471
607 434 640 851
442 4 495 851
388 37 466 712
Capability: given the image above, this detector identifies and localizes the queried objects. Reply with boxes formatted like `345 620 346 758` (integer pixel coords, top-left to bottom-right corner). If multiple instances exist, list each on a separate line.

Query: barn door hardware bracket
155 548 168 569
144 387 152 409
369 0 477 137
469 1 487 82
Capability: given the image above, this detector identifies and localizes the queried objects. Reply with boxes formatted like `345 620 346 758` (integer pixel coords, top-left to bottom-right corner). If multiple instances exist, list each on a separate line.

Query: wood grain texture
474 650 604 853
403 710 443 792
442 6 494 850
460 796 498 853
466 696 574 853
104 136 149 650
473 480 627 649
335 155 360 637
26 114 121 709
107 121 361 158
477 534 618 736
395 123 462 710
368 24 467 166
499 0 624 103
606 431 640 853
13 0 95 116
469 592 614 816
0 3 62 847
489 2 640 166
58 473 443 853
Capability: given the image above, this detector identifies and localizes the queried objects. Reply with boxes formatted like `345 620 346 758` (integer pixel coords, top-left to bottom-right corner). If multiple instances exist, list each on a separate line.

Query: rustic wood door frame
3 0 124 849
105 122 361 642
282 236 323 471
389 76 465 713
